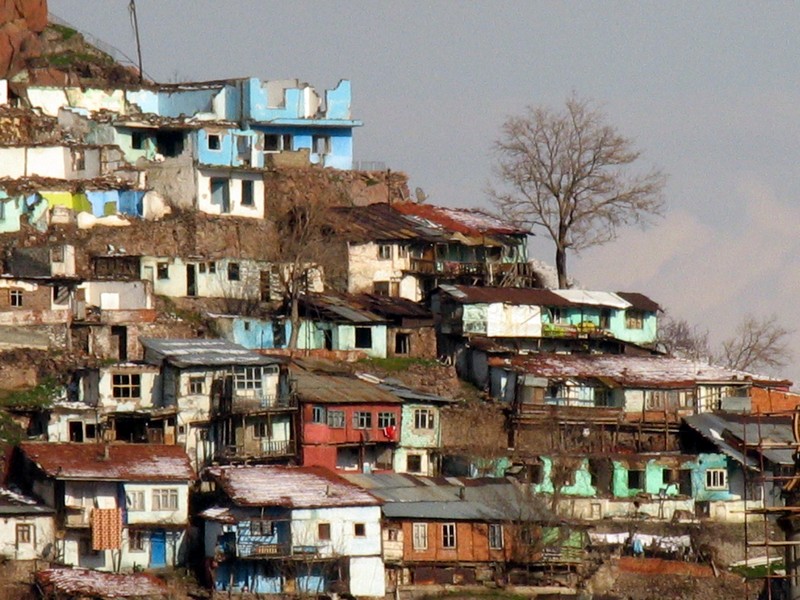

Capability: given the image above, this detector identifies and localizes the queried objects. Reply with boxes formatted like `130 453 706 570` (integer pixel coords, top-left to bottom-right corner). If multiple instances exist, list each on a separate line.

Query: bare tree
657 316 711 362
490 95 666 288
719 314 793 373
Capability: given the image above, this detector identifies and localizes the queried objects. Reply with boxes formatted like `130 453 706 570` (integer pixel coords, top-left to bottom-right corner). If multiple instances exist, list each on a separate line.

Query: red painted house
294 366 402 473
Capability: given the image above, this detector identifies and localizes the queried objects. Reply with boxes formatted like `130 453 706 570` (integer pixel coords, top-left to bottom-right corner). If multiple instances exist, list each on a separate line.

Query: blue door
150 530 166 567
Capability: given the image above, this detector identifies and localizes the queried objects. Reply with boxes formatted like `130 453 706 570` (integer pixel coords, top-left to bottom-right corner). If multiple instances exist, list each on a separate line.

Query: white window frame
442 523 456 549
705 468 728 490
312 405 326 424
327 410 345 428
353 411 372 429
189 377 204 395
377 412 396 428
378 244 392 260
488 523 503 550
414 408 435 430
9 289 22 307
412 522 428 550
126 490 145 512
235 367 263 391
152 488 179 511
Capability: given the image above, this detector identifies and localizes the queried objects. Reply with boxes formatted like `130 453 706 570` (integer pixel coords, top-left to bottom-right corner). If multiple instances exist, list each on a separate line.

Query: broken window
264 133 293 152
407 454 423 473
378 244 392 260
155 131 184 157
227 262 240 281
395 333 411 355
131 131 146 150
627 469 645 490
207 134 221 150
625 309 645 329
112 374 141 399
355 326 372 349
156 262 169 280
313 134 331 156
241 180 254 206
9 289 22 307
210 178 230 212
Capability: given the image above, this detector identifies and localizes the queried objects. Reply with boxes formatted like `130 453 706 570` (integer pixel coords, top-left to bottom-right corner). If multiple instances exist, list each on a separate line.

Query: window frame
234 366 263 391
318 522 331 541
705 468 728 490
441 523 457 549
189 377 204 395
488 523 503 550
156 262 169 280
207 133 221 151
129 529 146 552
227 262 241 281
327 410 345 428
625 309 645 330
16 523 32 545
312 405 326 424
112 373 141 400
378 244 392 260
354 326 373 349
412 522 428 550
413 408 435 430
9 289 22 307
353 411 372 429
126 490 145 512
152 488 179 511
377 412 396 428
241 179 255 207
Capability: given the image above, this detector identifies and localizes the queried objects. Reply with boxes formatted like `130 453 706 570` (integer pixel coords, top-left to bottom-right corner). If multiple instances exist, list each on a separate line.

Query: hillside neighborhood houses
0 17 797 600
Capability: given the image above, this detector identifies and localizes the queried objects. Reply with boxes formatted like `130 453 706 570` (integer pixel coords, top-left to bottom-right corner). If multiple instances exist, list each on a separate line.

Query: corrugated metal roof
0 486 54 515
293 369 403 405
341 473 552 521
616 292 661 313
332 203 449 243
493 353 789 388
207 465 381 508
552 290 631 309
392 202 530 236
438 285 575 306
684 413 797 466
299 293 388 324
354 293 432 321
35 568 169 599
20 443 195 482
140 337 281 368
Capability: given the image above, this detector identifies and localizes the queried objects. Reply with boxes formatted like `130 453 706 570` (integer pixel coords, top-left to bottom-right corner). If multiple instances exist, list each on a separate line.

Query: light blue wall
690 453 736 502
0 192 49 233
610 310 658 345
196 129 262 167
85 190 146 218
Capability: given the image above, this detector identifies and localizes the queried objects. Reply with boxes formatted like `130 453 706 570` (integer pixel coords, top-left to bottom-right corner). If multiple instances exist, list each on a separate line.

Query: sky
48 1 800 382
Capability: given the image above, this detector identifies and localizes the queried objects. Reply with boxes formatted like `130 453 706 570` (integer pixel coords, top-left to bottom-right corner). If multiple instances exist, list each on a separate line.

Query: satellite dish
415 187 428 203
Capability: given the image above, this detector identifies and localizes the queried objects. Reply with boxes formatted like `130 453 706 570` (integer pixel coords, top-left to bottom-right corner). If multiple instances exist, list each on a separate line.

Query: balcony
238 543 292 559
213 392 297 415
216 439 297 461
542 322 610 339
408 258 486 276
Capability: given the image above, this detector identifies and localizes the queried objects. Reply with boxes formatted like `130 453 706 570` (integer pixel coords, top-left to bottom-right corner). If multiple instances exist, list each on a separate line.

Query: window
407 454 422 473
264 133 293 152
354 523 366 537
355 327 372 349
313 134 331 156
488 524 503 550
129 530 146 552
131 131 146 150
112 374 141 399
9 289 22 307
395 333 411 355
126 490 145 512
241 180 254 206
199 262 206 273
208 261 216 274
442 523 456 549
189 377 204 395
378 244 392 260
152 488 178 511
227 262 240 281
353 411 372 429
414 408 435 429
327 410 345 428
207 133 221 150
51 246 64 263
625 309 645 329
378 412 396 428
412 523 428 550
210 178 230 212
254 421 268 438
16 524 32 545
312 406 326 424
373 281 390 296
398 245 408 258
156 262 169 280
628 469 645 490
706 468 728 490
85 423 97 440
72 148 85 171
388 528 400 542
251 520 274 536
235 366 263 390
318 523 331 541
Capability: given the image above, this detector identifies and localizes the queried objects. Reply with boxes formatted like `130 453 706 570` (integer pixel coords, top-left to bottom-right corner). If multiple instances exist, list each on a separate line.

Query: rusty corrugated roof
331 203 448 243
437 284 574 306
35 568 169 599
207 465 381 508
392 202 530 236
292 368 403 405
491 353 790 388
20 443 195 482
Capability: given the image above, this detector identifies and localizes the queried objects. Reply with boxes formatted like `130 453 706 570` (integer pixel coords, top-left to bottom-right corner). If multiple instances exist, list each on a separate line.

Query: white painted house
203 465 385 597
17 442 194 572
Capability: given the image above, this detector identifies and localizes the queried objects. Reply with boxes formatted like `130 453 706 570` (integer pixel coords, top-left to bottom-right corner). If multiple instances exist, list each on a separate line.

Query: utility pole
129 0 144 83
